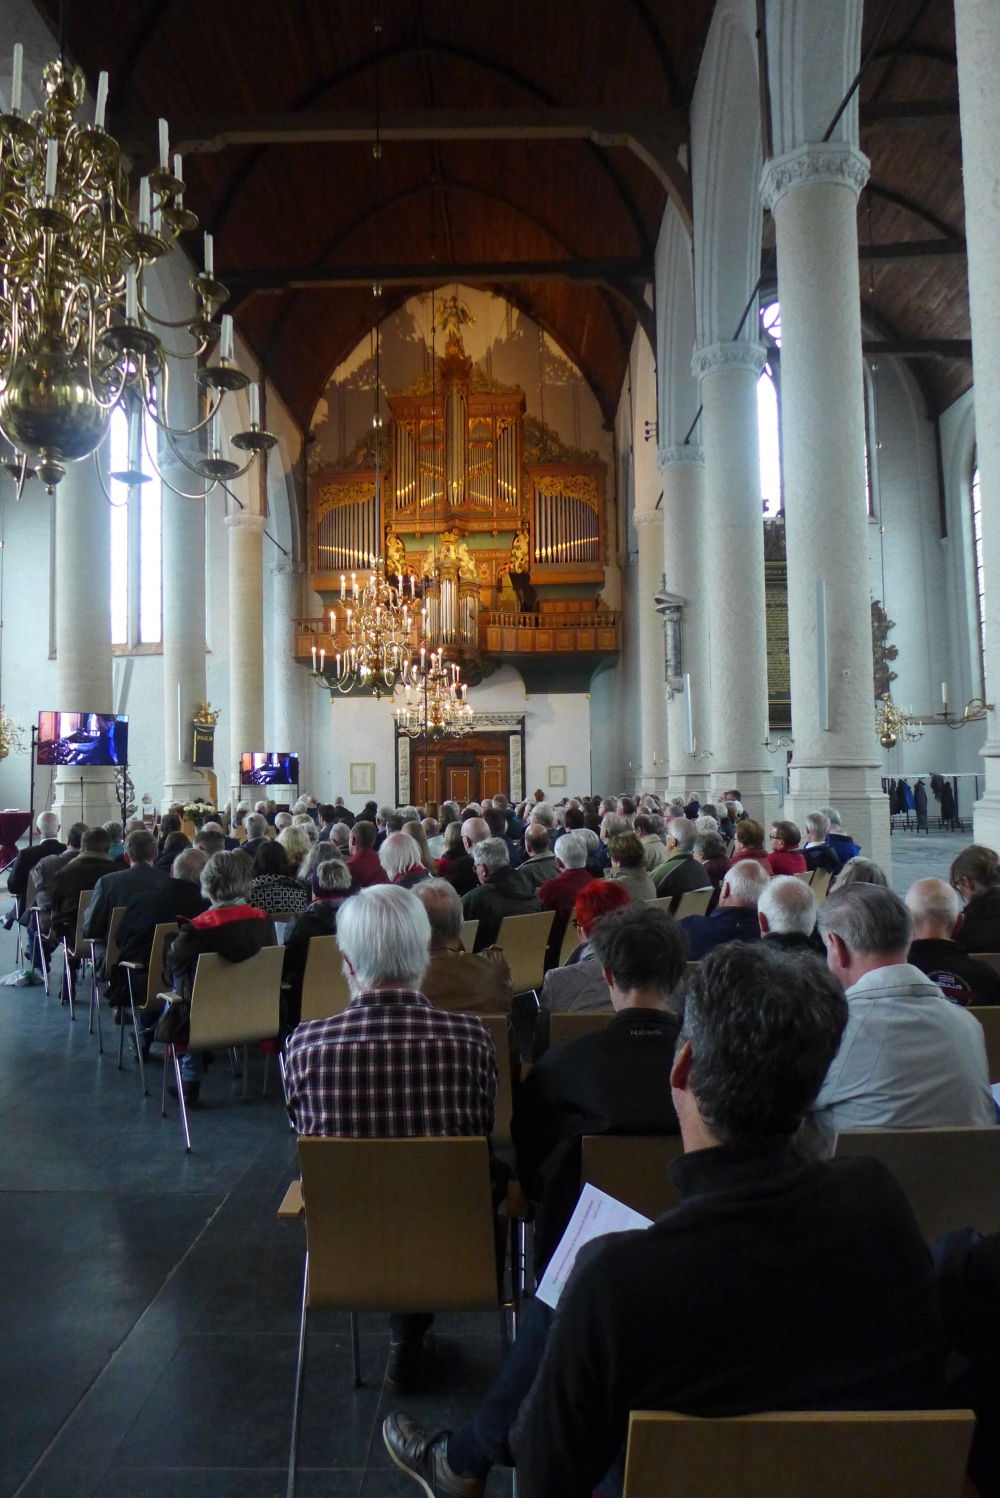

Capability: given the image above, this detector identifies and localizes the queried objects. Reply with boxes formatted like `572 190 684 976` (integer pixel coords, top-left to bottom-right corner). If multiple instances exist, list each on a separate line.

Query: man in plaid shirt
283 882 498 1391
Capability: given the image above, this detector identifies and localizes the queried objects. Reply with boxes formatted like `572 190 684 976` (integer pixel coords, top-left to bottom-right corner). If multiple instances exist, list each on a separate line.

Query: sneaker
382 1414 484 1498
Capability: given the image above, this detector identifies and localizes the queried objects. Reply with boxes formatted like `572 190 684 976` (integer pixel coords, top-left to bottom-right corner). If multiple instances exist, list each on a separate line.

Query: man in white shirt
802 882 995 1157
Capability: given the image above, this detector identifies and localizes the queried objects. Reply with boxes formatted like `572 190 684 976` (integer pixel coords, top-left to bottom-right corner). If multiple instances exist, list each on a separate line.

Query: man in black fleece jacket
383 942 948 1498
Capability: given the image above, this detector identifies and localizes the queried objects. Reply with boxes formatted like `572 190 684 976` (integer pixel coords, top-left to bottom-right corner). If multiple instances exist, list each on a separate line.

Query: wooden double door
408 733 509 807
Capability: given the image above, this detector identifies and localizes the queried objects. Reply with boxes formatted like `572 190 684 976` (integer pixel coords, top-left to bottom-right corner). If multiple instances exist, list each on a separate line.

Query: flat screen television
240 752 299 787
37 712 129 767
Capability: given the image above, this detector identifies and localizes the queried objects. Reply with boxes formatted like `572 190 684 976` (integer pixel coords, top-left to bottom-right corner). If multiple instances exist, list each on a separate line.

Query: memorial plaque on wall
192 723 215 768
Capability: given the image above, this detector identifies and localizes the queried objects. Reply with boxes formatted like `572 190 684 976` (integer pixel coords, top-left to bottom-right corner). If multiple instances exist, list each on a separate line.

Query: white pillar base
711 767 780 828
667 772 712 799
785 765 891 871
52 767 122 830
973 750 1000 851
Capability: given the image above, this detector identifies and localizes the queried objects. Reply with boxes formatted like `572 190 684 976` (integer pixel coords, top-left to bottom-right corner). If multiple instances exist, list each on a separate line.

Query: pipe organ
314 478 380 574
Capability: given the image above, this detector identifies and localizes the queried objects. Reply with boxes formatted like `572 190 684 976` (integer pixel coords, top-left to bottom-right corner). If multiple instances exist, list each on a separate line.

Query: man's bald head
461 817 490 852
905 877 962 941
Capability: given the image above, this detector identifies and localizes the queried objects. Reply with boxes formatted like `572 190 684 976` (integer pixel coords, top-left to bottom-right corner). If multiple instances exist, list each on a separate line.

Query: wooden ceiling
40 0 969 428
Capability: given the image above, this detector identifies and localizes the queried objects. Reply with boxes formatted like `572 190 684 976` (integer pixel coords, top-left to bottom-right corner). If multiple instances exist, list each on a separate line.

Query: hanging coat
914 780 928 829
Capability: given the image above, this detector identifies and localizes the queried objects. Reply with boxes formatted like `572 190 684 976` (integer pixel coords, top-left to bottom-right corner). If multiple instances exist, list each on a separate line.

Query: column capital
657 443 704 473
271 557 306 576
224 511 267 533
691 341 767 382
760 142 870 213
634 508 664 530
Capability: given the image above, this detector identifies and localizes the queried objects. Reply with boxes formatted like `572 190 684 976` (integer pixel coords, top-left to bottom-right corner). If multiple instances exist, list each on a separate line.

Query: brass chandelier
314 562 417 700
395 647 473 740
0 46 275 495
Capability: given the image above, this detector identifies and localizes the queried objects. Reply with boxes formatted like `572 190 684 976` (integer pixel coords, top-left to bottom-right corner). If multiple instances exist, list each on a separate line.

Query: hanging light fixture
395 648 473 740
0 43 275 495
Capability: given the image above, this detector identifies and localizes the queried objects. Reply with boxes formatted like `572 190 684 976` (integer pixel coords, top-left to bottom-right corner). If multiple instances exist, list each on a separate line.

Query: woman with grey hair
162 850 272 1102
299 839 342 886
281 860 356 1027
380 831 431 889
834 856 889 891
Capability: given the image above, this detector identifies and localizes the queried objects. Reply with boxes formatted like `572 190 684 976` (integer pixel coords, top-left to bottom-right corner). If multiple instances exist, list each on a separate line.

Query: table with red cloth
0 811 31 871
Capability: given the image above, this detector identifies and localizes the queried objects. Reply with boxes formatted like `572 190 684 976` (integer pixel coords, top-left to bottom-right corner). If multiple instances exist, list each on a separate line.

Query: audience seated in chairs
766 820 808 876
381 831 432 889
296 840 342 895
835 855 888 889
156 830 191 870
650 818 713 907
192 827 226 859
758 874 825 955
906 877 1000 1006
280 859 355 1028
277 824 312 876
83 828 168 966
821 804 862 867
283 883 498 1395
512 901 687 1275
28 822 86 949
801 883 995 1157
6 811 65 901
517 822 558 891
603 832 657 903
347 818 389 889
438 817 489 897
402 819 439 875
241 812 269 858
727 817 771 868
164 850 271 1104
249 840 310 916
538 831 595 971
680 859 769 959
802 811 842 876
694 828 731 912
49 826 117 947
461 837 542 950
112 847 209 1049
951 845 1000 954
414 878 513 1016
533 880 631 1058
155 811 181 857
594 811 627 873
384 940 949 1498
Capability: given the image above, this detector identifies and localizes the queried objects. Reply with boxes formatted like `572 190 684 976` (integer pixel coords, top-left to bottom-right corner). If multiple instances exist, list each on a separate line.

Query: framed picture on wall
548 765 567 788
350 762 375 796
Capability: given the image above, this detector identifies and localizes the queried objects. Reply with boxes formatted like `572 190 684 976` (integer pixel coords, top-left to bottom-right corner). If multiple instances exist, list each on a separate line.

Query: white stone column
955 0 1000 847
271 558 306 778
633 510 669 792
52 451 120 828
692 343 779 825
160 470 207 809
762 146 890 866
657 445 712 798
225 512 266 808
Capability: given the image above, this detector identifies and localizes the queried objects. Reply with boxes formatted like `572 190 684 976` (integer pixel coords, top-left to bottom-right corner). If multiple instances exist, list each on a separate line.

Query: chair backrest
70 890 95 959
495 908 555 995
973 952 1000 978
459 919 479 952
300 935 352 1022
549 1010 615 1044
834 1126 1000 1241
180 820 196 841
188 946 284 1050
476 1014 515 1152
811 869 832 900
581 1134 684 1220
725 839 736 857
968 1005 1000 1084
622 1410 975 1498
233 825 247 843
141 922 179 1010
105 905 127 972
298 1136 499 1312
793 869 815 885
23 870 37 913
558 917 580 967
673 888 712 921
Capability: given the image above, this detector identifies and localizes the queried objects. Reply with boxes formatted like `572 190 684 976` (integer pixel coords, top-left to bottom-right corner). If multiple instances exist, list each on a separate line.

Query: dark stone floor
0 923 511 1498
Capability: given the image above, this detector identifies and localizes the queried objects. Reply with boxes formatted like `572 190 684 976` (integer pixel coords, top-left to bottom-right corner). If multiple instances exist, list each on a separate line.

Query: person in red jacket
346 820 389 888
767 819 808 876
537 831 594 970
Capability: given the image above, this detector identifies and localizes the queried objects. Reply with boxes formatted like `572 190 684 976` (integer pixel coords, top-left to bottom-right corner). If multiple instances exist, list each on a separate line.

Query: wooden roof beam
862 339 972 359
859 99 959 126
224 257 656 293
859 239 967 259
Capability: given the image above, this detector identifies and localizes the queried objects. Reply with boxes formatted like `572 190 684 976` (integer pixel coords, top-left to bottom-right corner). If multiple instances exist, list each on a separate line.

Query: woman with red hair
532 878 631 1057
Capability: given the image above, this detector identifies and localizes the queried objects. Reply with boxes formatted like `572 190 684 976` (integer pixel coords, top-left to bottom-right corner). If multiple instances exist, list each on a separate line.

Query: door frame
395 714 526 806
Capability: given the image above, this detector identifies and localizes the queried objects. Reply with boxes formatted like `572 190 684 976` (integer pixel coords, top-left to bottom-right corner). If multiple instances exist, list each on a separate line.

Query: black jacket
50 853 117 942
462 867 541 950
655 853 713 911
6 838 64 899
440 851 479 897
764 929 827 957
512 1007 680 1271
803 841 841 876
281 897 350 1028
166 904 271 1003
957 888 1000 955
680 904 761 959
83 862 170 943
516 1142 947 1498
109 879 210 1003
908 937 1000 1006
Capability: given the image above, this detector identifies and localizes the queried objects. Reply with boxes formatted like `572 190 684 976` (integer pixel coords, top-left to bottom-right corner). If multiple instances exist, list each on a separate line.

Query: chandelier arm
135 286 208 333
141 423 215 500
91 450 130 508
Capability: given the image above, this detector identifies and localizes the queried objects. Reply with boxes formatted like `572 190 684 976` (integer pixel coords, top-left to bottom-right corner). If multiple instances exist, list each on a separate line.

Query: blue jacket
681 905 762 960
827 832 861 869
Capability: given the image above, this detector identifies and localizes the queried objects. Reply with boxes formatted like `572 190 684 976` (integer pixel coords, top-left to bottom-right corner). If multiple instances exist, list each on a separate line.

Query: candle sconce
762 734 794 754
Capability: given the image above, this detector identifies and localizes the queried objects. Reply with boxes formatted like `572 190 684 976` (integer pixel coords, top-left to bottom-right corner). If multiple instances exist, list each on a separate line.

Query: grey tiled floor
888 828 972 890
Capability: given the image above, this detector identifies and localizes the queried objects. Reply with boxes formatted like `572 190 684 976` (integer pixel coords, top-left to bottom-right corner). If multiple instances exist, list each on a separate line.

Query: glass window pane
109 408 129 644
139 411 161 642
757 369 781 517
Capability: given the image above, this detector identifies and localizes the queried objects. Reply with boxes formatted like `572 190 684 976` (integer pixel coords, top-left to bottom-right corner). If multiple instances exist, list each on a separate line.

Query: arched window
758 302 782 517
108 405 162 649
972 461 985 677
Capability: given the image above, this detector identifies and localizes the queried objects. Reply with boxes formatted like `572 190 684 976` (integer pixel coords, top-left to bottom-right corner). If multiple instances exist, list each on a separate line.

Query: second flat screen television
240 752 299 787
37 712 129 766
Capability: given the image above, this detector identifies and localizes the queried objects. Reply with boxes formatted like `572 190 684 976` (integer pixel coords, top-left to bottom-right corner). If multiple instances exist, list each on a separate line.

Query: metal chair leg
229 1046 241 1077
173 1047 191 1152
117 1008 126 1070
286 1253 309 1498
243 1043 249 1100
91 965 103 1053
263 1051 271 1099
35 915 49 992
132 1007 148 1097
350 1310 361 1388
161 1042 170 1117
279 1052 296 1131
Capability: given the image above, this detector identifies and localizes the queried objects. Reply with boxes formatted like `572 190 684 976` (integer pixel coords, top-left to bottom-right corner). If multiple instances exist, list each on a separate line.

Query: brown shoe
382 1413 484 1497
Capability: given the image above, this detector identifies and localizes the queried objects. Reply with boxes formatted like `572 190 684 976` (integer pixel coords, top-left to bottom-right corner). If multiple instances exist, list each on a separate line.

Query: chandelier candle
10 44 22 113
138 175 150 228
204 233 214 275
94 71 107 129
43 138 57 197
158 118 169 171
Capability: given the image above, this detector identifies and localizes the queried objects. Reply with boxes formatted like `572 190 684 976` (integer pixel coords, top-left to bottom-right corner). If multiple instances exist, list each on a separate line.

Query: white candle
204 232 214 275
44 138 58 198
152 205 161 235
94 70 108 129
173 153 183 190
249 382 260 428
125 264 137 321
319 648 325 671
158 118 169 171
220 313 233 362
11 43 22 114
311 644 317 668
210 408 221 454
138 175 150 226
942 681 949 710
127 407 141 472
340 574 346 600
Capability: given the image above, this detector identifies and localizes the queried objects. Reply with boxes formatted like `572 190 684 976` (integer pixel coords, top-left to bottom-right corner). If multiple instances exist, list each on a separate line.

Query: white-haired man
538 830 594 970
283 884 498 1393
441 815 490 898
802 811 840 877
595 811 627 872
415 879 513 1015
758 874 824 956
680 859 770 959
242 812 269 858
6 810 65 902
462 837 541 950
906 877 1000 1006
651 817 713 910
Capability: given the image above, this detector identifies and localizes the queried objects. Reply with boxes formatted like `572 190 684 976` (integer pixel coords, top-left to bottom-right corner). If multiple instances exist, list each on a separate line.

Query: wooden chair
459 918 479 952
834 1126 1000 1242
968 1005 1000 1084
811 869 832 900
288 1136 511 1496
794 869 815 885
478 1013 517 1153
299 935 352 1022
558 916 580 967
120 922 178 1093
180 819 196 840
60 889 95 1023
495 908 555 998
621 1410 975 1498
673 888 712 921
581 1133 684 1220
973 952 1000 978
158 945 284 1151
85 904 127 1055
232 825 247 844
550 1011 614 1044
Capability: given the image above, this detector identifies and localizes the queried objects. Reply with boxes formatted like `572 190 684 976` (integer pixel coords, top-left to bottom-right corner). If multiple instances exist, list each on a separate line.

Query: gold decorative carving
385 530 408 577
419 529 478 581
533 473 600 512
510 525 530 573
316 479 377 516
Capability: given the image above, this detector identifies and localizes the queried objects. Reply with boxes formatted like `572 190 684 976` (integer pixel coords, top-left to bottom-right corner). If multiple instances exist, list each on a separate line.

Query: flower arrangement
182 800 216 829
